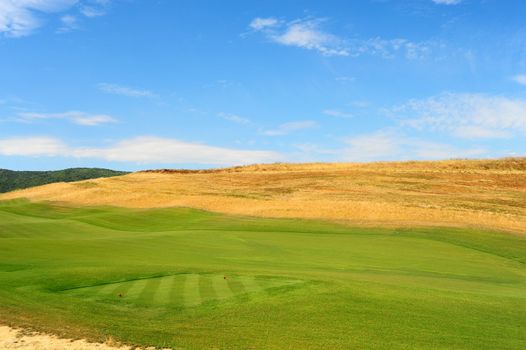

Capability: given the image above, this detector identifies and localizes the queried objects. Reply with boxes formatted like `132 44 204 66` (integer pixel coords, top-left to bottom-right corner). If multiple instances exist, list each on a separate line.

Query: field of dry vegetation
2 158 526 233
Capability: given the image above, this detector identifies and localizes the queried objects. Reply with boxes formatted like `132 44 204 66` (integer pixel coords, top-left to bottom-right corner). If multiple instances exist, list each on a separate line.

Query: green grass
0 199 525 349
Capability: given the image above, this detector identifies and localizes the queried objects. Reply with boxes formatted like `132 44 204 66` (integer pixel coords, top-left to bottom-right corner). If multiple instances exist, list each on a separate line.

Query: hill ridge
2 158 525 233
0 168 129 193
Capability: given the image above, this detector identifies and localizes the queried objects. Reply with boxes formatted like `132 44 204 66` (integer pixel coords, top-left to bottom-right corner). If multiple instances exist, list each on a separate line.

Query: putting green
0 199 525 349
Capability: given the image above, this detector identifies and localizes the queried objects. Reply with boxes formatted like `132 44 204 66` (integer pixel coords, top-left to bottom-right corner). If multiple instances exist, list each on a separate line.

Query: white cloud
249 17 434 59
60 14 76 25
0 136 68 156
0 0 78 37
396 93 526 138
432 0 462 4
271 19 349 57
513 74 526 86
323 109 353 119
250 18 349 57
57 14 77 32
343 131 402 161
452 126 511 139
98 83 156 98
249 17 279 30
262 120 317 136
0 136 283 165
80 0 110 17
0 0 111 37
341 130 485 161
292 130 486 162
218 112 250 125
358 37 432 60
17 111 116 126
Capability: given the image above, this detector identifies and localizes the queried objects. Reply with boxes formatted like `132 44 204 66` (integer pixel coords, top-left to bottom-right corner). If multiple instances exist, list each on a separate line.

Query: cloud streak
98 83 156 98
432 0 462 5
250 18 349 57
17 111 117 126
0 0 77 37
262 120 317 136
395 93 526 139
513 75 526 86
0 0 110 37
342 130 484 161
218 112 250 125
0 136 283 165
249 17 434 59
323 109 353 119
0 136 67 156
295 130 486 162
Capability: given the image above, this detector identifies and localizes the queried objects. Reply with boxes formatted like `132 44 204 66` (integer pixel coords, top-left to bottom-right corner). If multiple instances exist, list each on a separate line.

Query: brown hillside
2 158 526 233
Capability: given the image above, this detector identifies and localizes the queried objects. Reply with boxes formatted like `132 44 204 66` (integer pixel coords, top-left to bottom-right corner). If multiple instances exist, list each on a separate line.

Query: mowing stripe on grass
107 282 129 296
183 274 201 306
211 274 233 300
198 274 217 302
226 277 246 296
124 279 149 300
153 276 175 305
239 276 262 294
170 274 186 306
96 282 120 295
138 277 162 304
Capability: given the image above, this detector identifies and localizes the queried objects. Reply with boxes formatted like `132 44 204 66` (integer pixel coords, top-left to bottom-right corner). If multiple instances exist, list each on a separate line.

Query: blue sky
1 0 526 170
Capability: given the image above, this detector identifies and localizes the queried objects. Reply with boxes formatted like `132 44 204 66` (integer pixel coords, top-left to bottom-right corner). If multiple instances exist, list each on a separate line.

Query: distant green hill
0 168 129 193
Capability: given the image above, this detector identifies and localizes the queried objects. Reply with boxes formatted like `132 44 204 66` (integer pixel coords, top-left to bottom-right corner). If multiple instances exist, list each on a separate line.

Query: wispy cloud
0 136 67 156
250 18 349 57
218 112 250 125
80 0 110 17
262 120 317 136
17 111 116 126
432 0 462 5
272 19 349 57
323 109 353 119
0 0 110 37
0 0 77 37
249 17 434 59
359 37 433 60
98 83 156 98
452 126 511 139
0 136 283 165
335 76 355 83
394 93 526 139
294 130 486 162
249 17 280 30
513 74 526 86
57 14 77 32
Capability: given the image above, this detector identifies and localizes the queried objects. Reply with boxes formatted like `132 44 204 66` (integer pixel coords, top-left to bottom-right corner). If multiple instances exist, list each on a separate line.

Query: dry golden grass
2 158 526 233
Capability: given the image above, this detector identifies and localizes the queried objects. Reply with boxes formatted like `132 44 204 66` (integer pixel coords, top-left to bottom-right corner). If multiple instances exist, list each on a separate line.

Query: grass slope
0 168 128 193
0 200 525 349
2 158 525 233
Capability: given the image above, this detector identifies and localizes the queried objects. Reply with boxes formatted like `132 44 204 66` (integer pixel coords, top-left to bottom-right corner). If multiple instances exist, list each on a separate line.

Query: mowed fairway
0 200 525 349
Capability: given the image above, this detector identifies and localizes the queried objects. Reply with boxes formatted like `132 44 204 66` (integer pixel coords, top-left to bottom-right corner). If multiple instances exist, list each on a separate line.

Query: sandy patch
0 325 164 350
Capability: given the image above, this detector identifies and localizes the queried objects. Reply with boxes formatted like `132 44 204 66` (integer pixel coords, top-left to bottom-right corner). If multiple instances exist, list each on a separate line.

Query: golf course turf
0 199 525 349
